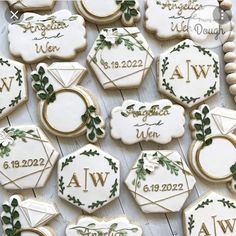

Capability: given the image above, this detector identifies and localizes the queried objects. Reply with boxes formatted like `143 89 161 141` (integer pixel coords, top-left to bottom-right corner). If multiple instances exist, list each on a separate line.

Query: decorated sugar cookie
58 144 120 213
0 125 59 190
184 192 236 236
74 0 140 26
31 62 105 142
8 10 86 63
7 0 55 11
145 0 219 40
66 217 142 236
1 194 58 236
110 99 185 145
125 150 196 213
87 27 154 90
158 39 220 108
189 104 236 193
0 56 27 120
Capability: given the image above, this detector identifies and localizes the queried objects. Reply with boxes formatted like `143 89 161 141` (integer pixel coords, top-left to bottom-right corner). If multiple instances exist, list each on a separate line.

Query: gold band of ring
15 228 47 236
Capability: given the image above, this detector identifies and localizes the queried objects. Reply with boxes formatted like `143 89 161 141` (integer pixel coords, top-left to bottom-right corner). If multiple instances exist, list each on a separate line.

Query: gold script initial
67 173 81 188
0 77 14 92
89 172 110 187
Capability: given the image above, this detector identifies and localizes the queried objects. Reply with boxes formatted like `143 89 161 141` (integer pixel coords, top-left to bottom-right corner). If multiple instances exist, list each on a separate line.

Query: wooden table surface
0 1 235 235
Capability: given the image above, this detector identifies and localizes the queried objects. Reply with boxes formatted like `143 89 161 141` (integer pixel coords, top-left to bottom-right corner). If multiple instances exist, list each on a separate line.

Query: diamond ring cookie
74 0 140 26
58 144 120 213
158 39 220 108
0 56 27 120
189 104 236 193
66 217 142 236
125 150 196 213
31 62 105 142
7 0 56 11
88 27 154 90
8 10 87 63
110 99 185 145
1 194 59 236
0 125 59 190
184 192 236 236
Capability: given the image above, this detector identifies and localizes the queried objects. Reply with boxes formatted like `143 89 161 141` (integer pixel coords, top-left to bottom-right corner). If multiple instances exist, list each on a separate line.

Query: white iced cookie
158 39 220 108
1 194 58 236
8 10 87 63
31 63 105 142
125 150 196 213
0 56 27 120
7 0 55 11
58 144 120 213
184 192 236 236
0 125 59 190
87 27 154 90
189 104 236 193
66 217 142 236
145 0 219 40
74 0 140 26
110 99 185 145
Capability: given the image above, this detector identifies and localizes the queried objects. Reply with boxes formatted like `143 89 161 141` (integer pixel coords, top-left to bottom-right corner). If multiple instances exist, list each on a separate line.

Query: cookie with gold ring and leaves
31 62 105 143
189 104 236 193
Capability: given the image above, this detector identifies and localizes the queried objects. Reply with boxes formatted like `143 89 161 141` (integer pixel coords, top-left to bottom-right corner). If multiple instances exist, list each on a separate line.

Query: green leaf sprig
116 0 139 22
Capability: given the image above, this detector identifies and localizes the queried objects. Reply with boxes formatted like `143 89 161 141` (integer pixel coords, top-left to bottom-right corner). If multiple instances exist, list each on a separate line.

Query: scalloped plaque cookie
0 125 59 190
8 10 87 63
0 56 27 120
125 150 196 213
189 105 236 193
87 27 154 89
184 192 236 236
145 0 219 40
110 99 185 144
31 62 105 142
7 0 56 11
1 194 58 236
58 144 120 213
158 39 220 108
74 0 140 26
66 217 142 236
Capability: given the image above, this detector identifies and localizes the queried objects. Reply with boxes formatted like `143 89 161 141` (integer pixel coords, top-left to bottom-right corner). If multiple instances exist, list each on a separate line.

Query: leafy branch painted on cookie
109 179 119 198
1 197 21 236
162 78 176 96
161 57 169 76
81 106 105 143
193 45 212 57
213 58 219 78
218 198 236 208
14 66 23 87
193 105 212 146
61 156 75 171
0 58 10 67
188 215 195 235
116 0 139 22
0 107 6 114
230 163 236 188
180 96 200 104
31 66 56 104
80 149 99 157
67 195 84 207
105 157 118 173
158 152 179 176
59 176 65 195
88 200 107 210
204 82 217 97
195 199 213 210
9 91 22 107
170 41 190 53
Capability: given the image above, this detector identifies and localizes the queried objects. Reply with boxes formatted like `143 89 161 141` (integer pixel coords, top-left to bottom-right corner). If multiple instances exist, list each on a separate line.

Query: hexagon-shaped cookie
0 125 59 189
125 150 196 213
87 27 154 89
0 56 27 120
158 39 220 108
183 192 236 236
58 144 120 213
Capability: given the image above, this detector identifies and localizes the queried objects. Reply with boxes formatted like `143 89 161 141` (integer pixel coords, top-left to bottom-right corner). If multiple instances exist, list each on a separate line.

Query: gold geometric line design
129 189 173 212
0 170 22 189
180 157 191 195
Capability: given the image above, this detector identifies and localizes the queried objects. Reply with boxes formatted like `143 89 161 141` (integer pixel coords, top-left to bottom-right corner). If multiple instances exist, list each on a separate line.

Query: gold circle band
15 228 47 236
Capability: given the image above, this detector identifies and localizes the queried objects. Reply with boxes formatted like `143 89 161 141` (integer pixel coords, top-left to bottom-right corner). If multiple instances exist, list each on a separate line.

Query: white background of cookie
0 1 235 235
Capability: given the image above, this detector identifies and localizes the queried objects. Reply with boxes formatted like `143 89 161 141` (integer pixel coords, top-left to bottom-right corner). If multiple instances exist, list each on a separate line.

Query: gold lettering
170 65 184 80
89 172 110 187
0 77 13 92
67 173 81 188
35 42 60 54
198 223 211 236
191 65 212 79
217 218 236 233
136 128 160 140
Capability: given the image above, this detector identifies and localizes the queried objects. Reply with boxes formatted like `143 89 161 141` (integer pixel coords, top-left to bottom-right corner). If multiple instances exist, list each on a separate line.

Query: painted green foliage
230 162 236 190
1 198 21 236
188 214 195 235
116 0 139 22
0 128 39 158
81 106 105 143
218 198 236 209
195 199 213 210
193 105 212 146
31 66 56 104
